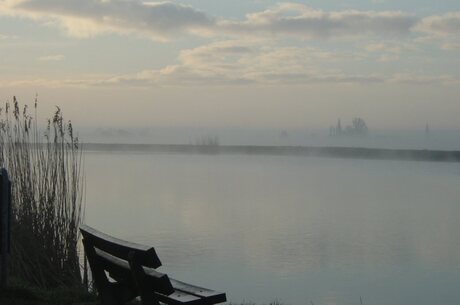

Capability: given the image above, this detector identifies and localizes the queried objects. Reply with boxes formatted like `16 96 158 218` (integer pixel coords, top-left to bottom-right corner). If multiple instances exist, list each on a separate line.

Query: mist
2 1 460 304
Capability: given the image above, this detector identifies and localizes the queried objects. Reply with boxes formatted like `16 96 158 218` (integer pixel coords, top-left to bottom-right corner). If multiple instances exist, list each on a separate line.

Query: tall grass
0 96 83 288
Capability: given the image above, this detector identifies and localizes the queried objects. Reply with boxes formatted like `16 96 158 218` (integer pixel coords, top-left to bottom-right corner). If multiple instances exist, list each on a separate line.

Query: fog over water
80 127 460 150
84 149 460 305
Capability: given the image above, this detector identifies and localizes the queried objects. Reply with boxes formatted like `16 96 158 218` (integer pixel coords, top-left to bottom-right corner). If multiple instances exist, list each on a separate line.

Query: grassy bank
1 281 150 305
1 282 292 305
1 281 97 305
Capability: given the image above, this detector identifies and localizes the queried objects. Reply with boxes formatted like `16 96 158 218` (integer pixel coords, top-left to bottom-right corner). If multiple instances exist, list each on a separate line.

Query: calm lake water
83 149 460 305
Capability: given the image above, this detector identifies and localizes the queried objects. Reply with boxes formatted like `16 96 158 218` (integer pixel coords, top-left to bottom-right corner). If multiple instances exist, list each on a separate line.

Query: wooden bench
80 225 226 305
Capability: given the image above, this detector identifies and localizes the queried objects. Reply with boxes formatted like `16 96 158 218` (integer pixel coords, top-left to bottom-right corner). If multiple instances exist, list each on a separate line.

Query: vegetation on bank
1 279 96 305
1 285 291 305
0 96 84 288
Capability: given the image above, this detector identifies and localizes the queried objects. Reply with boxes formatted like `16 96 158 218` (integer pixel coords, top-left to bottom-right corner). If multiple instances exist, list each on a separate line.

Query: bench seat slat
96 249 225 304
170 279 227 303
154 290 204 305
95 248 174 295
155 285 226 305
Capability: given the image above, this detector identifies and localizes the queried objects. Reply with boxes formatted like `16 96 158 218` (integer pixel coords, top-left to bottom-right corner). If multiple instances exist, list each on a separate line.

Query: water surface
84 150 460 305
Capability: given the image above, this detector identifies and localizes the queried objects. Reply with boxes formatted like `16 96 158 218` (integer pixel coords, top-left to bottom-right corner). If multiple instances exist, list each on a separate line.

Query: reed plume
0 96 83 288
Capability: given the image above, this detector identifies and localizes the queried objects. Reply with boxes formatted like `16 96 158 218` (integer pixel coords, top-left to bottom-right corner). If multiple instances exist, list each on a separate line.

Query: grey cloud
1 1 421 40
416 12 460 37
8 37 457 88
84 72 460 87
260 73 385 84
38 54 65 61
388 73 459 85
3 0 213 40
441 42 460 50
3 70 457 88
413 12 460 50
218 5 417 39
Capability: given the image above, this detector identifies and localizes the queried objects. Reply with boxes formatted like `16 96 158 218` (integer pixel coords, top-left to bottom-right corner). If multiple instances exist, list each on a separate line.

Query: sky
0 0 459 141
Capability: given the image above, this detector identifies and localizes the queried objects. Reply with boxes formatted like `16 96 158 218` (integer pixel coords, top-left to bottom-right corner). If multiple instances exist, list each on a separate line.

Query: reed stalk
0 96 83 288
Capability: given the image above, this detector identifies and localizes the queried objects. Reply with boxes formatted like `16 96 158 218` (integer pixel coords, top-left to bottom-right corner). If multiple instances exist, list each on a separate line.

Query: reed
0 96 83 288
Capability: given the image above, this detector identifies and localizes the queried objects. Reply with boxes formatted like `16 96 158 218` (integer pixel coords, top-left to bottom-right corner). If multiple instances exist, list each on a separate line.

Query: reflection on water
84 151 460 305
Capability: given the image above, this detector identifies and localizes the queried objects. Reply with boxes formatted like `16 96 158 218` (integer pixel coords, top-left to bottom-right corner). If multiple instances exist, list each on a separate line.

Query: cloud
0 1 420 41
415 12 460 37
0 39 378 87
0 33 19 40
441 42 460 50
388 73 459 85
217 3 417 39
365 42 401 53
150 40 370 85
414 12 460 50
0 0 213 41
5 40 456 88
6 70 457 88
38 54 65 61
1 2 458 88
363 41 419 61
2 0 459 50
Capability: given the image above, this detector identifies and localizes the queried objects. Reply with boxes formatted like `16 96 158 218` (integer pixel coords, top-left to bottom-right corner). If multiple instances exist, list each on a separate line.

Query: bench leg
82 238 123 305
128 251 161 305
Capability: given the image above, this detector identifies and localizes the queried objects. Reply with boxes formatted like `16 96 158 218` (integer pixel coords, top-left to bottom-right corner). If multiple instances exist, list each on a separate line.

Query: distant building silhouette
330 117 368 137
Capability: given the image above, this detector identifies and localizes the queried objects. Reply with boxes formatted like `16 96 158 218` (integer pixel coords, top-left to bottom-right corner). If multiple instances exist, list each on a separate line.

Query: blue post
0 168 11 289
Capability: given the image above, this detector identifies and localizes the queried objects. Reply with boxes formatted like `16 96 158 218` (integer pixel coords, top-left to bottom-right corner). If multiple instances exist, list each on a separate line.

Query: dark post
0 168 11 289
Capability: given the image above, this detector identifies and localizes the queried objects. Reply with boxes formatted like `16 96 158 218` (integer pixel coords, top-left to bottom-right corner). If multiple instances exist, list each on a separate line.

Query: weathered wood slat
95 248 174 295
99 253 217 305
80 224 162 268
154 290 203 305
170 279 227 304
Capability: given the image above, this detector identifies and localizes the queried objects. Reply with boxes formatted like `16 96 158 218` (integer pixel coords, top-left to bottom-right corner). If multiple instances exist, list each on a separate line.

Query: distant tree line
330 118 368 137
195 135 219 146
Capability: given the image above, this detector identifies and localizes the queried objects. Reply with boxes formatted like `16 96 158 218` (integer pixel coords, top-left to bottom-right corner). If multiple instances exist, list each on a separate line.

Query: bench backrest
80 224 161 268
80 224 174 303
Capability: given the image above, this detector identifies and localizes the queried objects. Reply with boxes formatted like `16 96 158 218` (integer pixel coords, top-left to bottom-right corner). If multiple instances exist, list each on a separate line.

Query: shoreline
82 143 460 163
